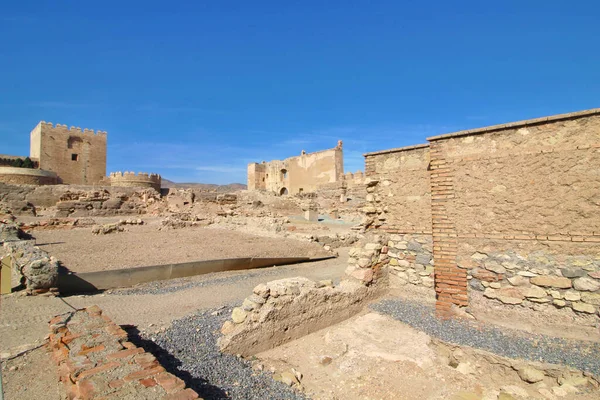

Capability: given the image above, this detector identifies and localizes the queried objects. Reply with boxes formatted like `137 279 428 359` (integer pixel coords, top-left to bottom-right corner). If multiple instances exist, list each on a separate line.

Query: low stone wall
464 245 600 317
0 167 57 185
219 277 380 356
219 235 389 356
48 306 200 400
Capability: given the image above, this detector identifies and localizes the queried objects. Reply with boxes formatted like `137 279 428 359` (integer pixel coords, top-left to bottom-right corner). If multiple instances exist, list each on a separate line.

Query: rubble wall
363 144 431 233
428 109 600 315
0 183 161 216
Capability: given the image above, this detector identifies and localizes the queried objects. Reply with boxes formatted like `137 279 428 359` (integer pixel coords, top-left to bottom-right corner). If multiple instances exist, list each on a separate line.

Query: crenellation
108 170 161 191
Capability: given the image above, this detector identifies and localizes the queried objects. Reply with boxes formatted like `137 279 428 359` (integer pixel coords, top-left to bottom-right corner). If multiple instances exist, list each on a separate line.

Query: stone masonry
30 122 107 185
364 108 600 317
247 141 344 195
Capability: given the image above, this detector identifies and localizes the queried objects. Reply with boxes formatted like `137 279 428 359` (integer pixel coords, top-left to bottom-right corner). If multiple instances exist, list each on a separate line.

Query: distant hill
162 179 247 192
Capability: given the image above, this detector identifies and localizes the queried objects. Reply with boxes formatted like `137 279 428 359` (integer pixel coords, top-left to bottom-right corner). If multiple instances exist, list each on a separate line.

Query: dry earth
258 312 599 400
30 219 331 272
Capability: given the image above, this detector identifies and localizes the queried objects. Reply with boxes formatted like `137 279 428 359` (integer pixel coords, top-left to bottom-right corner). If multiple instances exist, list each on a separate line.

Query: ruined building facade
30 122 107 185
248 142 344 195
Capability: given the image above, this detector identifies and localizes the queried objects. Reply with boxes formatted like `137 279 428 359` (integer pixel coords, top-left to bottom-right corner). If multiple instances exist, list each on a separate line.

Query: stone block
530 276 572 289
304 210 318 222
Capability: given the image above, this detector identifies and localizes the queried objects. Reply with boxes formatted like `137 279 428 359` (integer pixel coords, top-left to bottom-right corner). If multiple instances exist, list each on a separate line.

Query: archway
279 187 288 196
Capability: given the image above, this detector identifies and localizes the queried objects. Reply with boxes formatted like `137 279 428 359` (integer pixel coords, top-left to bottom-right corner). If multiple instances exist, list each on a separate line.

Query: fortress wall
247 144 343 195
32 122 107 185
108 172 161 192
0 167 58 185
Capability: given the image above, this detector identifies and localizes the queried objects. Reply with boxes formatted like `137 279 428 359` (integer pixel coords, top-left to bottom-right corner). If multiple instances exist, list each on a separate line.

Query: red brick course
47 306 200 400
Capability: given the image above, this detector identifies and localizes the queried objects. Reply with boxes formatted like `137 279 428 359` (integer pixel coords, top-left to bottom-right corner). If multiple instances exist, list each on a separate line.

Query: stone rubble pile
3 239 59 291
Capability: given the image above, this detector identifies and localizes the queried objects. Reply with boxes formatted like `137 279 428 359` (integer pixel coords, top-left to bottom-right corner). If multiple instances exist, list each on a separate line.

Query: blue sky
1 1 598 184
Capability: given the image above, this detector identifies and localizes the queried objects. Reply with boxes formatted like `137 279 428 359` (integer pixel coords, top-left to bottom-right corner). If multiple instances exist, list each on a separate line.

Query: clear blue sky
1 1 598 184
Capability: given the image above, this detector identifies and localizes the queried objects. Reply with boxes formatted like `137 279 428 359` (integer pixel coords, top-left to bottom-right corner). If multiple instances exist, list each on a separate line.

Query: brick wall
48 306 200 399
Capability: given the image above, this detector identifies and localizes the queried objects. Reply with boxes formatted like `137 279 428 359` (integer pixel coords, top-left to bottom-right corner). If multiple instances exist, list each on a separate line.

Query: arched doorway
280 187 288 196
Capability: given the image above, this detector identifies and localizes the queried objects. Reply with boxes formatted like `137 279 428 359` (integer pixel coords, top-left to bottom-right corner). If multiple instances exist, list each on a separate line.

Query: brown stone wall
247 163 266 191
0 167 58 185
31 122 107 185
427 109 600 316
108 172 161 192
363 145 431 234
247 144 343 195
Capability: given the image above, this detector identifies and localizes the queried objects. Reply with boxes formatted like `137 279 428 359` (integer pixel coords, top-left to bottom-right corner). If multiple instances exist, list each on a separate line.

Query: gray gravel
131 307 309 400
371 298 600 377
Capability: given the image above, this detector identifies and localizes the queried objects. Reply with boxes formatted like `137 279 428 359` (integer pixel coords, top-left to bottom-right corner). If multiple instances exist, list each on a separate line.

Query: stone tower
30 122 107 185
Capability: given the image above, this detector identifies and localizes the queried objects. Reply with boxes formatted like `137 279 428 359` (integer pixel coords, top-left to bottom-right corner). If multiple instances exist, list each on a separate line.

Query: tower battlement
108 171 161 191
39 121 107 136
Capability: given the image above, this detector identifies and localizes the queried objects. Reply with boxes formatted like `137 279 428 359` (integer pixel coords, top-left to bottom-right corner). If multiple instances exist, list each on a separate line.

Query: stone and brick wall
31 122 107 185
48 306 200 399
427 109 600 316
364 108 600 317
106 171 162 192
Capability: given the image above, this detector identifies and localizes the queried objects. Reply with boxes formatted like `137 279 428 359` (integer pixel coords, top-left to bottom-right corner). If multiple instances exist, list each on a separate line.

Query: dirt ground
30 219 332 272
258 312 598 400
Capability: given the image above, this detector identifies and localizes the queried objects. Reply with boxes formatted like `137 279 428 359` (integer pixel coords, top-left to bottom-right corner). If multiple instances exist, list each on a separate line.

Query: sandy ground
31 221 331 272
0 251 348 399
258 312 599 400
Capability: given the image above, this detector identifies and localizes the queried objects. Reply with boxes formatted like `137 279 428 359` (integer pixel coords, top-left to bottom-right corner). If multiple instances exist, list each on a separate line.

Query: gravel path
131 307 309 400
371 298 600 377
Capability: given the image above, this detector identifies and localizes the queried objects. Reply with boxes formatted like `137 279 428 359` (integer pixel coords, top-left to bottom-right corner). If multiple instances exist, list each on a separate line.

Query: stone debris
3 240 59 290
91 223 124 235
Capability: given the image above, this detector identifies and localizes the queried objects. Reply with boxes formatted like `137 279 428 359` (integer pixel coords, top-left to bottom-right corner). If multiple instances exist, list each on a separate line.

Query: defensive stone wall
30 122 107 185
107 171 162 191
364 108 600 318
247 142 344 195
0 167 58 185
